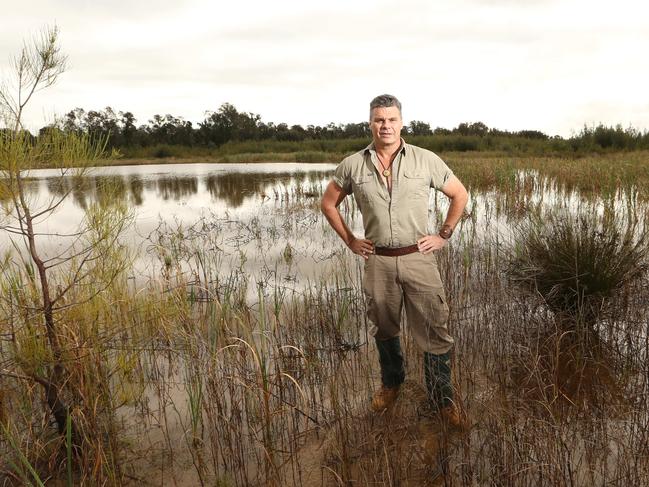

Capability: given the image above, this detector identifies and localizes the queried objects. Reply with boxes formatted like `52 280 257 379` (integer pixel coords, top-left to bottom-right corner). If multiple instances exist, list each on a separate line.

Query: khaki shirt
333 141 453 247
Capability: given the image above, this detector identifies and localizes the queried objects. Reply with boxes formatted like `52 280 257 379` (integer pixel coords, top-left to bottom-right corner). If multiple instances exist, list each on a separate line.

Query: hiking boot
439 403 469 431
371 385 401 412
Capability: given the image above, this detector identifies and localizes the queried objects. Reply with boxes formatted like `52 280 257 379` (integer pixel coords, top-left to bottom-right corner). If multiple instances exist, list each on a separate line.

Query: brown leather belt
374 244 419 257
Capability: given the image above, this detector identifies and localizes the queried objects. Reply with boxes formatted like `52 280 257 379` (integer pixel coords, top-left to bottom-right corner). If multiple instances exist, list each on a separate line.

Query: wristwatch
438 224 453 240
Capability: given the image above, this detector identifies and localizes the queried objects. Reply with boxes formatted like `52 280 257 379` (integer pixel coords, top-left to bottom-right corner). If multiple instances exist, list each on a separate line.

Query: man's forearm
442 193 468 231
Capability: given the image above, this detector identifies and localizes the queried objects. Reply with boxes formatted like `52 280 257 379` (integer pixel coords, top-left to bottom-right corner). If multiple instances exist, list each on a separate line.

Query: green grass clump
505 207 649 410
508 209 648 327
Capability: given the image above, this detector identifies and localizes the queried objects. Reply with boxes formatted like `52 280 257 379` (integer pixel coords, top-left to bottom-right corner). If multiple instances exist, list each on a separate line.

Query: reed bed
1 156 649 486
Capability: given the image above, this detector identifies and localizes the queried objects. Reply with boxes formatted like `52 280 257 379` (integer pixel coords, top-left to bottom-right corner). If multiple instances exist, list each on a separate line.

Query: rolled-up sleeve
427 153 454 190
333 158 353 194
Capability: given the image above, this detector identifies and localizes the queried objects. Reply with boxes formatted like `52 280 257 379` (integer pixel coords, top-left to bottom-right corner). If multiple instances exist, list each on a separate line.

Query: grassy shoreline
97 151 343 167
96 148 649 167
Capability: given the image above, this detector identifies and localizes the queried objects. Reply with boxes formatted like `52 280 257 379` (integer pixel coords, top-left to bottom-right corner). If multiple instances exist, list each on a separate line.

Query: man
320 94 469 427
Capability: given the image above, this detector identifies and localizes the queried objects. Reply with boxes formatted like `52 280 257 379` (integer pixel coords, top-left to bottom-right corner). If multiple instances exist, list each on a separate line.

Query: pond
1 162 361 292
2 161 634 297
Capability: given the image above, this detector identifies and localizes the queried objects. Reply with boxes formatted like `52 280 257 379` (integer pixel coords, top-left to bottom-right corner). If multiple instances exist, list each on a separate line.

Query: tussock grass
504 207 649 412
508 208 649 326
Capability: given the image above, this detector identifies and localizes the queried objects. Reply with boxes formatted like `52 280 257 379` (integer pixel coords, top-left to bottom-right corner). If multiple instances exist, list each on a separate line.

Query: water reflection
3 161 645 303
207 172 262 207
45 175 135 209
0 177 41 202
156 176 199 201
7 165 334 210
204 170 329 207
128 176 144 206
0 162 336 277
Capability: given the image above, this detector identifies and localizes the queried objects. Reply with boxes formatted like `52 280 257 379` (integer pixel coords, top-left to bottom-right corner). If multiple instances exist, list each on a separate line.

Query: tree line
22 102 649 154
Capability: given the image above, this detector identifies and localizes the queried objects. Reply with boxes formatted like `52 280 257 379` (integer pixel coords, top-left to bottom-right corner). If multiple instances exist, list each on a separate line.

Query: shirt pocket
402 171 430 199
351 174 374 205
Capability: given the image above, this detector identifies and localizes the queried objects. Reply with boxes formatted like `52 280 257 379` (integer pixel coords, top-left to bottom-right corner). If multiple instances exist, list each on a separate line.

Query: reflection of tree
156 176 198 201
46 175 91 209
37 168 332 210
46 176 70 197
95 176 128 207
71 176 91 209
206 172 266 207
44 174 151 208
46 175 129 209
4 177 40 202
306 171 329 183
128 176 144 206
205 170 330 208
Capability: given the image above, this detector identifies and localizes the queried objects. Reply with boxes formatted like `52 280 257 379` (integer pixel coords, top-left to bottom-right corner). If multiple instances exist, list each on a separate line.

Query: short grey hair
369 94 402 120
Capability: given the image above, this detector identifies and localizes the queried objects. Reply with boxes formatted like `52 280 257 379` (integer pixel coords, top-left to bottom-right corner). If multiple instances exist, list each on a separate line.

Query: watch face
439 226 453 239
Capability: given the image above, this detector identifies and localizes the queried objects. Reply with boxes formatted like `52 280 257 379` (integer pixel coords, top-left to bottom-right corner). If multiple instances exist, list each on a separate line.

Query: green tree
408 120 432 136
148 113 195 145
0 26 129 451
199 102 262 145
456 121 489 136
343 122 371 138
119 110 137 146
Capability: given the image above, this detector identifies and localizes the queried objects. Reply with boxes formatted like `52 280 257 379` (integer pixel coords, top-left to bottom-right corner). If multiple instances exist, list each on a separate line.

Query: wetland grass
1 159 649 485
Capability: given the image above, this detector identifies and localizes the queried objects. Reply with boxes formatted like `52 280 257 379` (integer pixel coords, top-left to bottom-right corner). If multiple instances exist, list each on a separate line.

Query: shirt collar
364 138 407 156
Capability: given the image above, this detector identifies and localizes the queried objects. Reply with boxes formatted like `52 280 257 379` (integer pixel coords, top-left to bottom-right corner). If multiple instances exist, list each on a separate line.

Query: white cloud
0 0 647 136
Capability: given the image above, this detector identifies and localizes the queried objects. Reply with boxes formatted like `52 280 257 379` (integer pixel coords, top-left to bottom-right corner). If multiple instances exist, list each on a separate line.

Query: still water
3 161 634 303
1 163 357 290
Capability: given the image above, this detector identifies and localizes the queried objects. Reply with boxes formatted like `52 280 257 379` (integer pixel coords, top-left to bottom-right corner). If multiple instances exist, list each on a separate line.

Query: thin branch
16 27 67 118
31 190 74 219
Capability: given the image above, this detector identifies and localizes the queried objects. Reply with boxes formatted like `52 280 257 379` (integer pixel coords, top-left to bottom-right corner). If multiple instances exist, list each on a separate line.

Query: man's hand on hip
348 237 374 260
417 235 447 254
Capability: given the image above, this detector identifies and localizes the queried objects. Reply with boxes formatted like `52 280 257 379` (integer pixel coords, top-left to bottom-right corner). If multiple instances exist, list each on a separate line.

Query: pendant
382 169 391 177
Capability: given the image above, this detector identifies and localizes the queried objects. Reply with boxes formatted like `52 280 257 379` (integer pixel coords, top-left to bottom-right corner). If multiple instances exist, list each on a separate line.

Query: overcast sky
1 0 648 137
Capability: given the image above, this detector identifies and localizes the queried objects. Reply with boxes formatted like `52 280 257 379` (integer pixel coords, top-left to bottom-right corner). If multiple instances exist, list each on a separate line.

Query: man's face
369 106 403 147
